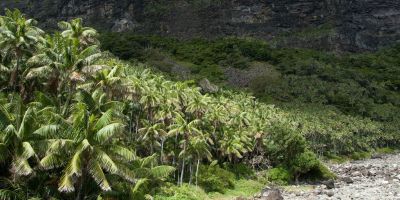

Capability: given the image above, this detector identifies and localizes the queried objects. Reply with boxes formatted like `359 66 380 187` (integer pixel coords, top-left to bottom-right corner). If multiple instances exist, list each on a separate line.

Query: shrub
198 164 235 193
154 184 209 200
263 125 307 166
266 167 291 185
225 163 255 179
290 150 320 182
350 152 372 160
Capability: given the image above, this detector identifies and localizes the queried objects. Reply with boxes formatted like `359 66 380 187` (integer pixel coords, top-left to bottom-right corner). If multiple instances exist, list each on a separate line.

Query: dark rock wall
2 0 400 51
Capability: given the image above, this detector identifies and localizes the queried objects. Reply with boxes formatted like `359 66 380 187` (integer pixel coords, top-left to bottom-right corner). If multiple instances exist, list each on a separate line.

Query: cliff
2 0 400 52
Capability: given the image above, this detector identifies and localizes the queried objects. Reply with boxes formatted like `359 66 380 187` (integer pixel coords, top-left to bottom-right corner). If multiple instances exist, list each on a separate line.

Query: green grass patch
375 147 396 154
209 179 264 200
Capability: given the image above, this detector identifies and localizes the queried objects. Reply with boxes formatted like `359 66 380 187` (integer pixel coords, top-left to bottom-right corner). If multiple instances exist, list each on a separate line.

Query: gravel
282 153 400 200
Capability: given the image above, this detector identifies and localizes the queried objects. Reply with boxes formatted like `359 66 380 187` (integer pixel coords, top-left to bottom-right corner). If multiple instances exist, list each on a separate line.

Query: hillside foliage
0 9 399 199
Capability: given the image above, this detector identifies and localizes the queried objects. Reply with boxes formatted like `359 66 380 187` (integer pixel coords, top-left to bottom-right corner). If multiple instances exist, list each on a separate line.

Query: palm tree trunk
10 50 21 93
62 81 74 116
160 139 164 164
180 159 185 186
196 158 200 187
76 168 86 200
189 161 193 185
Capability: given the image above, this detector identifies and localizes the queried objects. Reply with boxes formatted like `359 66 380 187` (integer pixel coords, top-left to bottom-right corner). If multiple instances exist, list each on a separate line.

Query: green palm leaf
94 148 118 173
87 160 111 191
150 166 175 179
94 123 123 143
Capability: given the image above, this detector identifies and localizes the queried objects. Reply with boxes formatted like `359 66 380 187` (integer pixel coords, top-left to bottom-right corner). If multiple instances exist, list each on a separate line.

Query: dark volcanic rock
2 0 400 51
323 179 335 189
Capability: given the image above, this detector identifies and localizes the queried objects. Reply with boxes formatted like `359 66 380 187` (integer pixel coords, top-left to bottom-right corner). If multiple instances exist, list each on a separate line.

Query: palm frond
13 158 33 176
40 153 64 170
108 145 136 162
140 154 157 168
94 109 113 130
150 166 175 179
21 142 35 159
66 150 83 176
94 123 124 143
87 160 111 191
17 107 35 139
58 171 75 192
33 124 59 138
25 65 53 80
130 178 148 197
94 148 118 173
0 188 21 200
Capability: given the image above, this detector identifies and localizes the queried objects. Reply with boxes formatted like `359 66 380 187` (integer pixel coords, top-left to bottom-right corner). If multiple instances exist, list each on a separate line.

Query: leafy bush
266 167 291 185
198 164 235 193
154 184 210 200
224 163 255 179
290 150 320 182
350 152 372 160
263 125 307 166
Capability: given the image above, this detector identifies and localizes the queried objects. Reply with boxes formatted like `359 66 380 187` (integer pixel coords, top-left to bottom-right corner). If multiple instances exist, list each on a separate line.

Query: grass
154 179 264 200
375 147 396 154
209 179 264 200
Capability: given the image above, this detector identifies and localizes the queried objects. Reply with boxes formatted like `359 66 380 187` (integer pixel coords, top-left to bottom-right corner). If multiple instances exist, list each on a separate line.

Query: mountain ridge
2 0 400 52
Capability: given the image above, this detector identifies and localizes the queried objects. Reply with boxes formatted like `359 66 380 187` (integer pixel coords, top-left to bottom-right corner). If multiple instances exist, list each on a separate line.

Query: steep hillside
2 6 400 200
2 0 400 51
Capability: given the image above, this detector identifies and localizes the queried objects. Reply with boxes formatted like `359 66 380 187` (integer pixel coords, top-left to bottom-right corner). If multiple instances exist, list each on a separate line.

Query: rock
371 154 383 159
3 0 400 52
111 18 137 32
260 188 284 200
361 169 369 176
341 176 354 184
368 170 377 176
323 179 335 189
198 78 219 93
314 189 323 195
325 190 335 197
351 171 362 177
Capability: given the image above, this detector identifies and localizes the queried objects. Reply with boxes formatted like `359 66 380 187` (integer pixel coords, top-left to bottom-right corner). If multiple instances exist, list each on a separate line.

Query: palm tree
0 9 44 94
83 65 125 99
39 91 136 199
105 154 175 199
140 84 161 122
138 121 167 158
25 32 102 113
58 18 98 48
186 135 212 186
168 114 201 185
186 93 210 119
0 96 50 178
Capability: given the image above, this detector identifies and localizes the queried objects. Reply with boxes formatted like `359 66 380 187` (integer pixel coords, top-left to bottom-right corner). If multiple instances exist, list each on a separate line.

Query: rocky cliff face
2 0 400 52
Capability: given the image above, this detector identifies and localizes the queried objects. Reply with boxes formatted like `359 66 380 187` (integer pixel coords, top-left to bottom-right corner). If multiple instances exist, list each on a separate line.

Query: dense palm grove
0 10 399 199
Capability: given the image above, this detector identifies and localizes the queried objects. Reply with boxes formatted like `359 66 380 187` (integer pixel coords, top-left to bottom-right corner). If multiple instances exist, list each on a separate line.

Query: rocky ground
281 153 400 200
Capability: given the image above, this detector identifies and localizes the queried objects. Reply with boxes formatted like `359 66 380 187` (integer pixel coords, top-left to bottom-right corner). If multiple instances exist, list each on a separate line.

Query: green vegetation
99 32 400 155
266 167 291 185
1 9 400 200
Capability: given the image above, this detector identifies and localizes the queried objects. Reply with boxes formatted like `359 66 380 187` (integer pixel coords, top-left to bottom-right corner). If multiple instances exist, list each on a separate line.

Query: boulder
260 188 284 200
325 190 335 197
323 179 335 189
341 176 354 184
198 78 219 93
